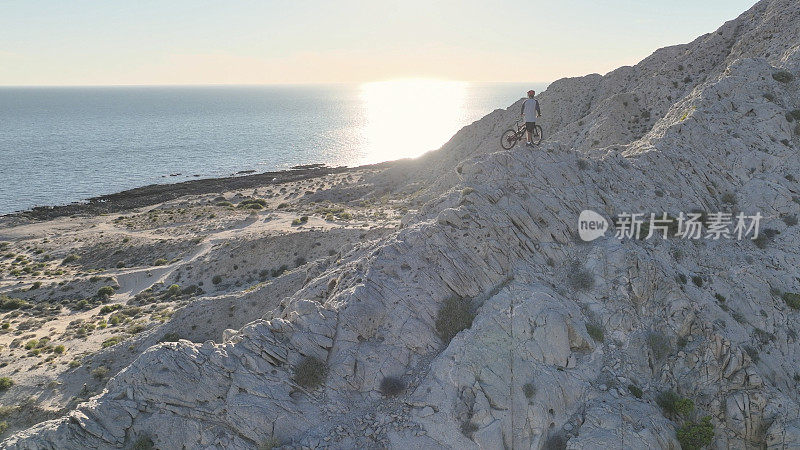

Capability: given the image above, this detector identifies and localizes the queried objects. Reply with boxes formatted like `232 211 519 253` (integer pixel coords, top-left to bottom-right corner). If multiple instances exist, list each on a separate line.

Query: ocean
0 81 546 214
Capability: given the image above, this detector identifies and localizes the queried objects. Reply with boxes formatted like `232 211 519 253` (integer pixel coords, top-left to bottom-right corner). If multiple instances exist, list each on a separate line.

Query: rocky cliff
4 0 800 448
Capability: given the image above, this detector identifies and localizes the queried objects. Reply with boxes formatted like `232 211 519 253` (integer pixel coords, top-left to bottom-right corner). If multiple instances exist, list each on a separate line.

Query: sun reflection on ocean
359 79 468 164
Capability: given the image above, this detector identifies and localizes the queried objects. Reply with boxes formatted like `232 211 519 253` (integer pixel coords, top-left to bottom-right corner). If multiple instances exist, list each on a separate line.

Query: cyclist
520 90 541 147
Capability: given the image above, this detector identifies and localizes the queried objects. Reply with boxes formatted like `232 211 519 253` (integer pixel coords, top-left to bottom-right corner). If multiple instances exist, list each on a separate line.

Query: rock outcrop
4 0 800 448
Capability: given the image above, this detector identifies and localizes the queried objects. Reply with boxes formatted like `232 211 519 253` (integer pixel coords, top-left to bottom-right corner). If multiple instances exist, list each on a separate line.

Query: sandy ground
0 166 410 437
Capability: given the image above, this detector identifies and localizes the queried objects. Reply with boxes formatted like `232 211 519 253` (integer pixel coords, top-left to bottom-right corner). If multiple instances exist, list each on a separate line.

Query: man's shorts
525 122 537 132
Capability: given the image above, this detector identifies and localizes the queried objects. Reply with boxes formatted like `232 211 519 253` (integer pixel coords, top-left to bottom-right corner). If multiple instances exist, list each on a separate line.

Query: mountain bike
500 120 543 149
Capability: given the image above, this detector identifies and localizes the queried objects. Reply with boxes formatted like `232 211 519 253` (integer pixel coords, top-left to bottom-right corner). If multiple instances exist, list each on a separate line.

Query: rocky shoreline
4 161 398 223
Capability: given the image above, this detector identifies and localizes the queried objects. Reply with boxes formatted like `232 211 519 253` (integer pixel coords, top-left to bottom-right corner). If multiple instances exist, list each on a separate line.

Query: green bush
677 416 714 450
212 275 223 285
657 391 694 417
131 435 155 450
53 345 66 354
628 384 643 398
99 304 123 314
691 276 703 288
786 109 800 122
0 377 13 391
271 265 289 277
62 253 80 264
523 382 536 399
292 356 327 389
91 365 109 379
97 286 116 298
152 258 168 266
647 332 672 360
773 70 795 83
435 296 475 343
167 284 181 297
586 322 605 343
102 335 125 348
0 295 29 311
782 292 800 310
291 216 309 226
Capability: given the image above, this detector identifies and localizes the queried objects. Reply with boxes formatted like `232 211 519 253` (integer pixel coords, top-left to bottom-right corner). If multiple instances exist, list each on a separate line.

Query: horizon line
0 80 553 89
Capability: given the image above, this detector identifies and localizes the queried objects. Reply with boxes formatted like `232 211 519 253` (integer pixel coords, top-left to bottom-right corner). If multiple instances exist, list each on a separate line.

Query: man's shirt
521 98 541 122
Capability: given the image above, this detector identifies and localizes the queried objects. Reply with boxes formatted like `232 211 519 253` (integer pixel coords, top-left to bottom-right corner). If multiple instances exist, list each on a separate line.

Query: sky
0 0 757 86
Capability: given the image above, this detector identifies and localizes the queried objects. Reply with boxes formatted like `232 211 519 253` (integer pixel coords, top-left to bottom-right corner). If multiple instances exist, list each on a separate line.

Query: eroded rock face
5 0 800 448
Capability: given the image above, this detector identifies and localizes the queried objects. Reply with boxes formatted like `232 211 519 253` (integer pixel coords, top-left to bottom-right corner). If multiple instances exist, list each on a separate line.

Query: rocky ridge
4 0 800 448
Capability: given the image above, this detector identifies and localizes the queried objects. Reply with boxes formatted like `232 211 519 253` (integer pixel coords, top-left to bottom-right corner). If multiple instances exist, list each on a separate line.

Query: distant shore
3 161 397 222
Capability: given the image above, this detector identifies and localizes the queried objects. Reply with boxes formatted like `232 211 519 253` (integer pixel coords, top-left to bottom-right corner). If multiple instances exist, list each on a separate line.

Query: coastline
3 160 399 222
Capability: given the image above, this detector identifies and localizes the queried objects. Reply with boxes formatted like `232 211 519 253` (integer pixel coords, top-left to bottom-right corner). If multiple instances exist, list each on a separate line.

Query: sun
359 78 468 164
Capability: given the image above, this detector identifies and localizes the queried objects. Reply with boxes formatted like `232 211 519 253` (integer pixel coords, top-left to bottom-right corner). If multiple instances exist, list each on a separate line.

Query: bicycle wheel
531 125 543 145
501 129 518 150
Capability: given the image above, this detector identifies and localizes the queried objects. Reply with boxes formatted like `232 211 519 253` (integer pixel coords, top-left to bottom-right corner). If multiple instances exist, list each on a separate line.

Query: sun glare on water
359 78 468 164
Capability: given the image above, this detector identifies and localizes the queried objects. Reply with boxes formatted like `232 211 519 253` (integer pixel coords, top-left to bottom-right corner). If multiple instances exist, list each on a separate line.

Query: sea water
0 82 546 214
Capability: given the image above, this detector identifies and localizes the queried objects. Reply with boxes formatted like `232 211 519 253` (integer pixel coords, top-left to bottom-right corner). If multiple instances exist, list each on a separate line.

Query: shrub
0 377 13 391
291 216 309 226
97 286 116 298
0 295 29 311
292 356 327 389
212 275 223 285
647 332 672 360
91 365 109 379
53 345 65 354
523 382 536 399
166 284 181 297
763 92 776 102
152 258 168 266
714 293 726 302
628 384 643 398
259 437 281 450
131 435 155 450
720 192 736 205
294 257 307 267
586 322 605 343
68 359 81 368
216 201 233 207
753 228 779 249
773 70 795 83
783 292 800 310
676 274 687 285
99 304 123 314
691 276 703 288
567 263 595 291
160 332 181 342
271 265 289 277
435 296 475 343
379 376 406 397
677 416 714 450
62 254 80 264
277 203 289 209
657 391 694 416
102 335 125 348
786 109 800 122
782 215 798 226
0 420 7 435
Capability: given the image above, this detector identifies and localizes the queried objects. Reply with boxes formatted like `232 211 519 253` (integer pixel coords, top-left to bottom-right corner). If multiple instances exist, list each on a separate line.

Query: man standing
520 90 541 147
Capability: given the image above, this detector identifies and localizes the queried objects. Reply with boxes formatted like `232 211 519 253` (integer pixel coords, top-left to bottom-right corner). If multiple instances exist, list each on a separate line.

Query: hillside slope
4 0 800 448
